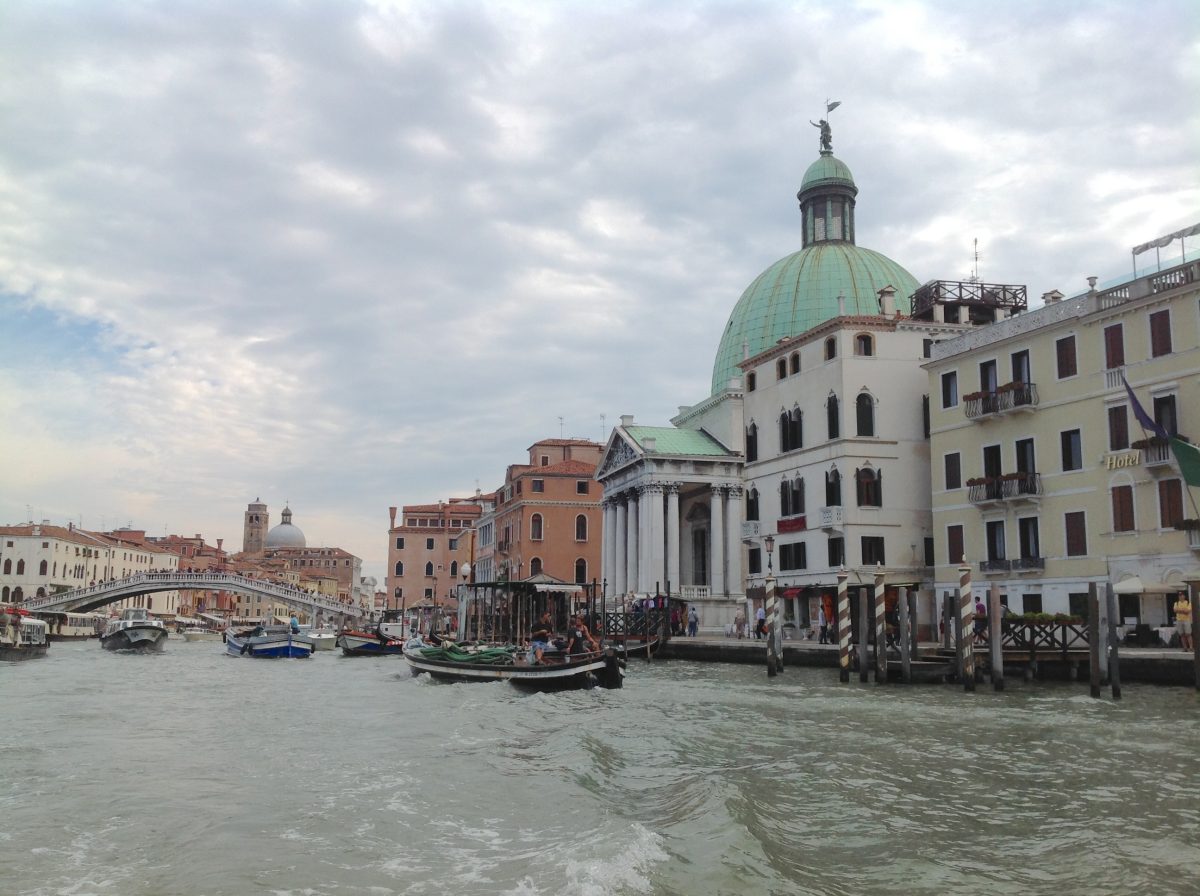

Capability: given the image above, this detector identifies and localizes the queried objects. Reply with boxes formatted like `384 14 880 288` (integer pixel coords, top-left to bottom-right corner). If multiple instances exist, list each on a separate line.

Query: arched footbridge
19 571 365 622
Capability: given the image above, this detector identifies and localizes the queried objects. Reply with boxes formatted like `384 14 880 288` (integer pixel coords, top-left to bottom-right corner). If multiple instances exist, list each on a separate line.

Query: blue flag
1122 374 1169 439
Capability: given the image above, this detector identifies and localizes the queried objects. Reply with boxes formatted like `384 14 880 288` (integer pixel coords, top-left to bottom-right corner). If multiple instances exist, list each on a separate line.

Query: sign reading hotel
1104 451 1140 469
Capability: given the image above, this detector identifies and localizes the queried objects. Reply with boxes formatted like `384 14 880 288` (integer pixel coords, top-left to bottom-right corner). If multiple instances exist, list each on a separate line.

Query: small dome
800 152 855 192
265 506 306 549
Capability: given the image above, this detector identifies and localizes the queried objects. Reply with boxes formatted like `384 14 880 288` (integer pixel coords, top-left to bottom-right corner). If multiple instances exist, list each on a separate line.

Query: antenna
968 238 980 282
600 413 606 442
558 416 564 439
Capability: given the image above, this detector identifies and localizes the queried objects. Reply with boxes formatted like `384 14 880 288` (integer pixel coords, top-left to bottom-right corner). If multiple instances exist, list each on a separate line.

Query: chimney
217 538 224 551
932 303 944 323
878 285 896 317
620 414 634 427
643 437 657 452
388 506 397 527
1042 289 1064 304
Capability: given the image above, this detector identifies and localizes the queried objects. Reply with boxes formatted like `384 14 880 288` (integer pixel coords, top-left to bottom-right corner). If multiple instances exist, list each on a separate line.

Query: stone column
601 499 616 598
666 483 681 595
709 486 725 597
614 496 628 598
647 484 665 595
637 485 654 594
625 491 639 597
724 485 743 598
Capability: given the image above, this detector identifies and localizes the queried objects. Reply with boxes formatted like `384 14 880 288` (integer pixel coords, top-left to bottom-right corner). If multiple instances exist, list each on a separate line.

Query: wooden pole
941 590 953 650
1088 582 1102 699
766 575 779 678
988 583 1004 691
1190 581 1200 692
1097 585 1110 686
858 587 870 683
873 567 887 684
1105 582 1122 701
958 562 975 692
837 570 850 683
909 590 919 657
898 585 911 684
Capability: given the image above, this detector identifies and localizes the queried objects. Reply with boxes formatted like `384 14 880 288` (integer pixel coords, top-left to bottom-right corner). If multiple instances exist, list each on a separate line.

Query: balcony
963 383 1040 420
967 472 1043 506
1132 436 1178 471
980 558 1011 574
1174 520 1200 551
1010 556 1045 573
681 585 710 601
818 506 844 529
1104 366 1125 390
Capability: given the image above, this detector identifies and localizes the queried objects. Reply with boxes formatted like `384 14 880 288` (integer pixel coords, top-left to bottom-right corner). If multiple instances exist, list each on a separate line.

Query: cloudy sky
1 0 1197 582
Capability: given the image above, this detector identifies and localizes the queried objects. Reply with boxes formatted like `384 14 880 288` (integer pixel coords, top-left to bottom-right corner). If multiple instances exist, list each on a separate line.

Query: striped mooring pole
766 575 779 677
874 565 887 684
837 569 851 683
958 561 975 692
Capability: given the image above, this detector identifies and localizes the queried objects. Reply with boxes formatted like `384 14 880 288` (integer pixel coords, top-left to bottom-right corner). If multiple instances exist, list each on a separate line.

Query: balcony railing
980 558 1010 573
967 472 1042 505
963 383 1039 420
1104 366 1125 389
818 506 844 529
1131 436 1174 467
680 585 710 601
1010 556 1045 572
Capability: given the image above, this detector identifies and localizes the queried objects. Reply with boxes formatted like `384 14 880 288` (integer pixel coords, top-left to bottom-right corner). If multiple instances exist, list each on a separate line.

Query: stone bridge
19 571 365 622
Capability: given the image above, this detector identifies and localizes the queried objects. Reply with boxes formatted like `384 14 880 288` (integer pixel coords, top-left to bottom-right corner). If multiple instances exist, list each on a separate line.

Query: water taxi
100 607 169 652
1 607 50 660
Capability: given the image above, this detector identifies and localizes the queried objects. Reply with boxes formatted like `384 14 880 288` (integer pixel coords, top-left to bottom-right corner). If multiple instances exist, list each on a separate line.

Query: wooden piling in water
958 563 975 692
858 587 870 683
941 591 953 651
837 570 850 683
988 583 1004 691
1088 582 1102 699
1105 583 1122 701
766 576 778 678
874 567 887 684
898 585 911 684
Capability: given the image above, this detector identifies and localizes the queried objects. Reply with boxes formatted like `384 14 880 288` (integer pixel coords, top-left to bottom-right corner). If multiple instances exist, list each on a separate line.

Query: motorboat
225 624 314 658
1 607 50 660
100 607 168 652
305 626 337 651
336 609 408 656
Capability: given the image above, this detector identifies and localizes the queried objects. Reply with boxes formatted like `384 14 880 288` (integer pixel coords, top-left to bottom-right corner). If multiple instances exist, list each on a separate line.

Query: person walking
818 605 829 644
687 605 699 637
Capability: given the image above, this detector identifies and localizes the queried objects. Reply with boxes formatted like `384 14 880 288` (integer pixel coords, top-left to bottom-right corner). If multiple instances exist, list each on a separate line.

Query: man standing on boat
530 609 554 664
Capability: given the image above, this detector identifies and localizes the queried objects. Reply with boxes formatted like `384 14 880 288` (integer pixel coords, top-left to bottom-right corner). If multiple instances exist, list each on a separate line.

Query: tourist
973 597 988 644
1173 592 1192 651
734 609 746 639
818 605 829 644
687 605 699 637
670 605 682 636
755 605 766 639
529 609 554 664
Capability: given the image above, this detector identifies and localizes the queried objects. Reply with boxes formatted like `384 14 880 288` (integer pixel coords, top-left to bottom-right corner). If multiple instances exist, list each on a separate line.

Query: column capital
641 482 665 496
666 482 682 496
710 484 725 498
725 484 744 499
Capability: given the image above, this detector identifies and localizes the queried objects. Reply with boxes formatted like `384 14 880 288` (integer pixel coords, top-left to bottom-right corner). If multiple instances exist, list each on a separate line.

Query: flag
1121 374 1168 439
826 100 841 113
1171 438 1200 488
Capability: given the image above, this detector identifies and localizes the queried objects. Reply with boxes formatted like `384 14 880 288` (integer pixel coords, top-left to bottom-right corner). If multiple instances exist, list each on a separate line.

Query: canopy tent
1112 576 1179 595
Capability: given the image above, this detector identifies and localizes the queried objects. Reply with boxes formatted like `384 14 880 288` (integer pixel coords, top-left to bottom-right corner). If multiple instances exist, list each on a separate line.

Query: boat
305 626 337 651
336 609 408 656
182 628 224 642
1 607 50 660
100 607 169 652
34 610 104 641
403 639 624 689
225 624 314 658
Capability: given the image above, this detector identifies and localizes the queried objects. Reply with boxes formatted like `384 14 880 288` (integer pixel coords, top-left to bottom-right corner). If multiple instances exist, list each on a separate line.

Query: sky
1 0 1198 584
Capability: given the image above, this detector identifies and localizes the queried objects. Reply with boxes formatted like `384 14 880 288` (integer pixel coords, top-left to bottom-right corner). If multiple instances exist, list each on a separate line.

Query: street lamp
765 535 775 574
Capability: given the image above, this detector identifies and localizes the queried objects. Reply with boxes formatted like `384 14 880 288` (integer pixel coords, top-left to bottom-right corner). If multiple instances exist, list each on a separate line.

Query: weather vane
810 99 841 153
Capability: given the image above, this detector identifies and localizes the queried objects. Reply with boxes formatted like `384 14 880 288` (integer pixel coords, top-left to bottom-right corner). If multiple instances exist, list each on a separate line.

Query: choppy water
2 640 1199 896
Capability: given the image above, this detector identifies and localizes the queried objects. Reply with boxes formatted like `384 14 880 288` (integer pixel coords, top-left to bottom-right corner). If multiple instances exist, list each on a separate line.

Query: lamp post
765 535 775 574
393 586 401 612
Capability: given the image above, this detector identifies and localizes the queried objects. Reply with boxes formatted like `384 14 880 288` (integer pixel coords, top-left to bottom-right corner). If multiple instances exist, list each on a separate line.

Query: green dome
800 152 855 192
710 243 920 394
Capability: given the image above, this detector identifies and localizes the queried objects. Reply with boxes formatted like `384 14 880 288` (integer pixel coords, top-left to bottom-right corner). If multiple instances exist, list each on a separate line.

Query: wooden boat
225 624 314 658
336 609 408 656
100 607 168 652
1 607 50 661
403 641 624 690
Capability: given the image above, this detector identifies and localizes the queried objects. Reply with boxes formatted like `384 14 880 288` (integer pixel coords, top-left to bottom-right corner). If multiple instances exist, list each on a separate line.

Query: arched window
746 371 757 392
824 337 837 360
826 468 842 506
780 478 791 517
789 352 801 374
856 393 875 437
16 560 25 575
575 514 588 541
745 422 758 463
39 560 48 575
856 467 883 507
574 558 587 584
746 488 760 521
794 477 806 515
780 477 804 517
424 561 434 576
531 513 544 541
3 559 11 574
395 561 404 576
855 333 874 356
530 557 543 575
776 358 787 380
779 411 791 452
827 394 840 439
791 409 803 449
450 561 458 578
1 586 7 601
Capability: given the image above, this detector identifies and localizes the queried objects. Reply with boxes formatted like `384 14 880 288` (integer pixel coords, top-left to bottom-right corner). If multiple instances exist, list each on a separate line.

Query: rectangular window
1070 515 1089 556
1103 323 1125 369
780 542 807 571
827 537 844 567
941 371 958 408
426 538 435 550
1061 429 1082 471
944 453 961 490
1108 406 1129 451
1023 594 1043 614
1150 309 1172 357
532 479 544 493
979 359 998 393
1056 335 1077 379
1011 349 1031 384
395 537 405 549
985 521 1006 562
861 536 885 565
1153 394 1178 436
946 525 964 566
1015 438 1036 474
748 547 762 575
1068 593 1089 618
1111 485 1135 532
576 480 589 495
1018 517 1040 559
924 536 935 567
923 339 933 358
1159 478 1184 528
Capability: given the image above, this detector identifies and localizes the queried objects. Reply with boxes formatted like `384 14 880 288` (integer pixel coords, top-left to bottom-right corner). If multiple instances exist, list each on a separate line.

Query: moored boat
1 607 50 661
305 627 337 651
100 607 168 652
225 624 314 658
35 610 104 641
336 609 408 656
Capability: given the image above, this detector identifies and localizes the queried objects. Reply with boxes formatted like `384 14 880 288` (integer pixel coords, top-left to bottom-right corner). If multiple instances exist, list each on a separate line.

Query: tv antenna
600 413 606 441
967 238 980 282
558 416 564 439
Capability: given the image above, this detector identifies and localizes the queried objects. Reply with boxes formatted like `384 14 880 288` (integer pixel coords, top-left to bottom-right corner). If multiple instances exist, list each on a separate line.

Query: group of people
528 609 601 665
669 605 700 637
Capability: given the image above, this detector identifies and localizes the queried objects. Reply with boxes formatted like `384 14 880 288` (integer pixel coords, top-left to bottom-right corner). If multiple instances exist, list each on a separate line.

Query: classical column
724 485 743 598
666 483 681 595
614 496 628 597
601 499 616 597
625 491 639 596
709 486 725 597
637 485 654 594
648 484 665 595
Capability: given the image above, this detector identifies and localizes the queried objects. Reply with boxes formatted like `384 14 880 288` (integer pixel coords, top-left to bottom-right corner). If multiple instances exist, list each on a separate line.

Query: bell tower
243 498 269 554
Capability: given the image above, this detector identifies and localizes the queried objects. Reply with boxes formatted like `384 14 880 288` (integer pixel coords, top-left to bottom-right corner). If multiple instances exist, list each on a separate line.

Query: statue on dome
810 118 832 153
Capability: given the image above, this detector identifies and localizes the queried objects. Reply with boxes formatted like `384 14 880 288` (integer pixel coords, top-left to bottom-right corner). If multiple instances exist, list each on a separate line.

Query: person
885 602 900 648
687 605 699 637
564 615 598 656
755 605 766 640
818 605 829 644
670 605 681 636
289 614 301 634
973 597 988 644
810 118 832 152
733 609 746 640
1173 592 1193 651
529 609 554 664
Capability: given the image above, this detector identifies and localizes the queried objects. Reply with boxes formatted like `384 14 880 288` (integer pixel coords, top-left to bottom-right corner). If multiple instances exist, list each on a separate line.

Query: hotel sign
1104 451 1140 469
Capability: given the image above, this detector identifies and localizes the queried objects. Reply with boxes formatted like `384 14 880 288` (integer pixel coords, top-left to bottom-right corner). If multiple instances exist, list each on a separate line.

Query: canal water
2 640 1198 896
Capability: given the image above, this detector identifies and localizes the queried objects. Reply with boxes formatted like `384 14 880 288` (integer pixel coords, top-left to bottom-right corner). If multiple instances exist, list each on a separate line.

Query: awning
1112 576 1179 595
533 583 582 593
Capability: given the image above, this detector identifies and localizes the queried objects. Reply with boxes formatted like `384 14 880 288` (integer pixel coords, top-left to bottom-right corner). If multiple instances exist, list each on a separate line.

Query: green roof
710 243 920 394
625 426 733 457
800 152 855 192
